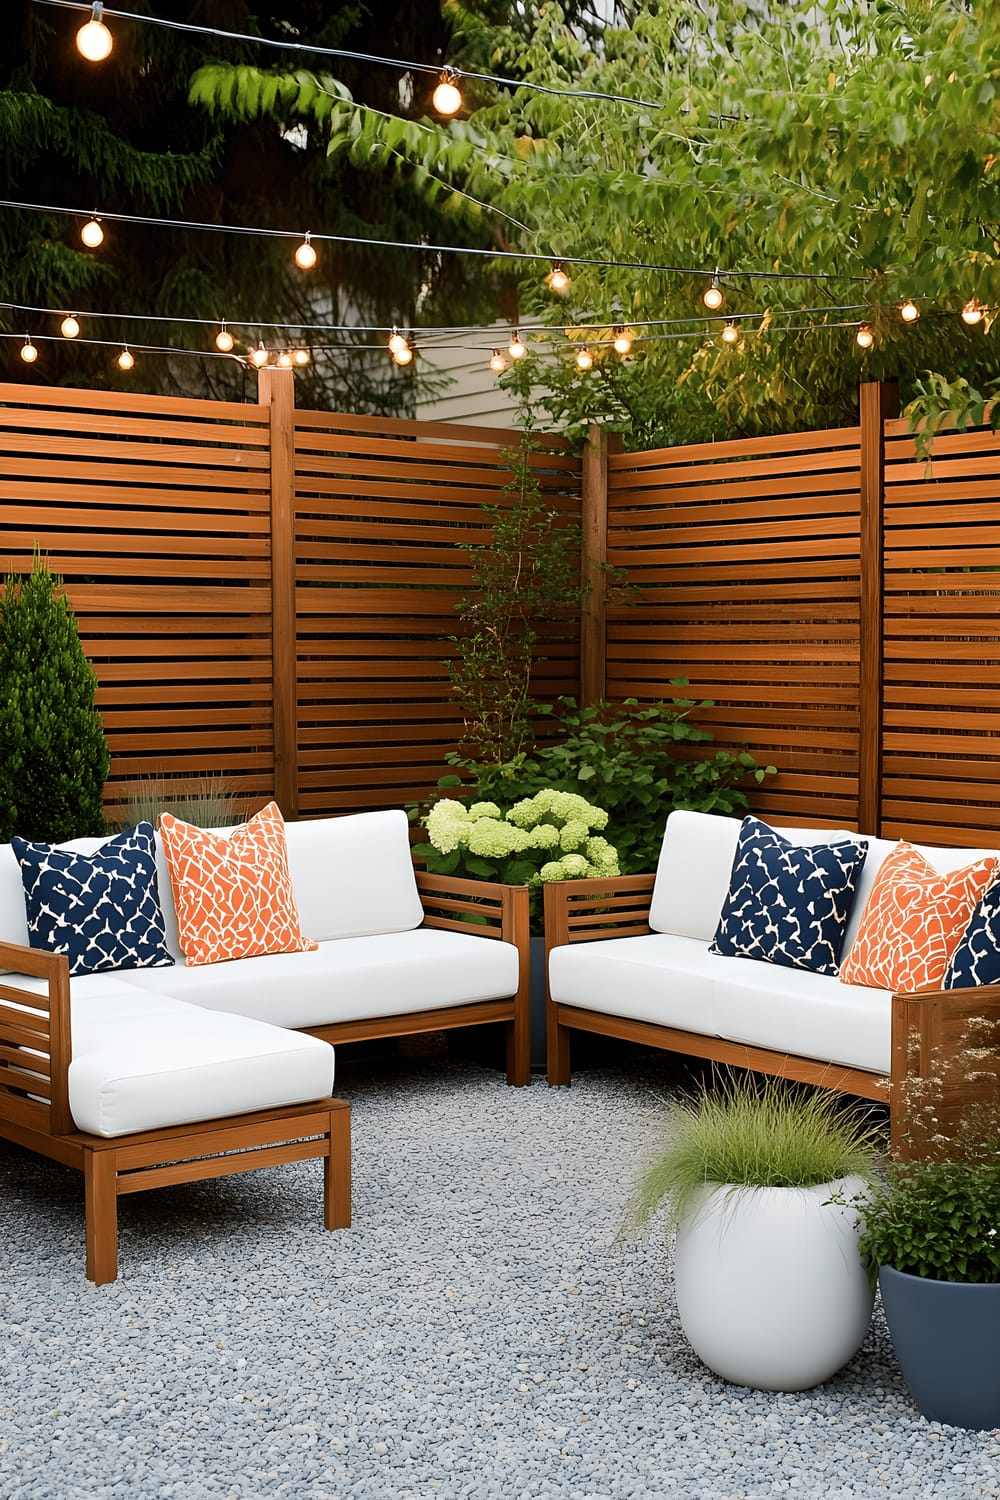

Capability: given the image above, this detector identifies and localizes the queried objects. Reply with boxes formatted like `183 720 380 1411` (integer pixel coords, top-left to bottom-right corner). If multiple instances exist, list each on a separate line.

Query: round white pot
672 1174 873 1391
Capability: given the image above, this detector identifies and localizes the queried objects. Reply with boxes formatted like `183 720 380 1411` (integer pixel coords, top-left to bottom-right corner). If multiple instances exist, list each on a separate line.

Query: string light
432 70 463 117
60 313 80 338
250 342 269 367
293 348 310 365
294 234 317 270
489 348 507 373
392 344 414 366
547 262 570 294
277 351 293 367
80 216 104 248
388 327 408 355
612 325 633 355
116 345 134 370
721 319 740 344
855 322 874 348
961 298 985 325
899 300 919 323
75 1 112 61
703 272 724 310
575 345 593 370
508 330 527 359
20 336 38 363
215 322 234 351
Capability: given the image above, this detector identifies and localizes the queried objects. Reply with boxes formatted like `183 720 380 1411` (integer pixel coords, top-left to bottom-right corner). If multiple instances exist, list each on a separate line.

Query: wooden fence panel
880 417 1000 846
0 382 275 818
606 427 864 827
292 412 582 814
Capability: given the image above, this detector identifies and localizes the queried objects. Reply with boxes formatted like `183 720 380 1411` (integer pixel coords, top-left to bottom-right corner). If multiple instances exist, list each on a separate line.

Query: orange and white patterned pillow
840 840 999 992
158 801 317 967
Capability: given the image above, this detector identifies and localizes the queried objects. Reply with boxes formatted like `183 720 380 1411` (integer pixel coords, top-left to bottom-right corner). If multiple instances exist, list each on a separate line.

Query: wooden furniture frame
0 941 351 1285
543 877 996 1128
303 872 532 1087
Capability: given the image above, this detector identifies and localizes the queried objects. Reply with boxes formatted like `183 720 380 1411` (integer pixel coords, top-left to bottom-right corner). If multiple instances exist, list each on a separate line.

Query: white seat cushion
66 987 335 1138
713 959 890 1074
548 933 727 1033
121 927 520 1029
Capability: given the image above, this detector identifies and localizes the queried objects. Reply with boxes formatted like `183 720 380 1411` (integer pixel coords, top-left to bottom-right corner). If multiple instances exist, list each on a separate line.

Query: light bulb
278 351 293 368
547 262 570 294
432 72 463 116
612 325 633 355
81 217 104 248
20 337 38 364
703 274 724 311
489 349 507 373
60 314 80 339
899 300 919 323
293 348 310 366
855 322 875 349
393 345 414 366
76 3 113 61
962 298 984 325
388 327 408 355
294 235 317 270
721 319 740 345
117 347 134 371
508 330 527 360
215 325 234 352
575 345 593 371
250 342 269 367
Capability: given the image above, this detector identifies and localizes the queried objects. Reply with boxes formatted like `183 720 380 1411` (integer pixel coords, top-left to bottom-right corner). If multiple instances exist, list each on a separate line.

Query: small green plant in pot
623 1074 883 1391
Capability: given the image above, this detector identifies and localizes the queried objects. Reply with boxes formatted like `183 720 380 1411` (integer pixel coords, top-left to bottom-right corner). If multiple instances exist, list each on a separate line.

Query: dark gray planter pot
879 1265 1000 1429
529 933 547 1071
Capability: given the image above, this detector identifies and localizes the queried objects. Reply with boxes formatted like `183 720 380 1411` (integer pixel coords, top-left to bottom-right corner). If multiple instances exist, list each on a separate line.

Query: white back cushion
282 809 424 940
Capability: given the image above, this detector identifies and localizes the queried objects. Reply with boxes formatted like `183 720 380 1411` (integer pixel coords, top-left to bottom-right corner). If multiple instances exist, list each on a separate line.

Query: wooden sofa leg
84 1149 119 1285
505 1013 531 1087
324 1104 352 1230
547 1011 571 1087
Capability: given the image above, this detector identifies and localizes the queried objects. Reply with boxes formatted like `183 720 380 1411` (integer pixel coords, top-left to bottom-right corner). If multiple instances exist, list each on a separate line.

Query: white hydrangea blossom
425 798 472 854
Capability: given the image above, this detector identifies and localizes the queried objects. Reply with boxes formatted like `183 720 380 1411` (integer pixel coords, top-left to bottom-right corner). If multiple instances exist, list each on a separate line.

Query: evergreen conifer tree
0 553 110 841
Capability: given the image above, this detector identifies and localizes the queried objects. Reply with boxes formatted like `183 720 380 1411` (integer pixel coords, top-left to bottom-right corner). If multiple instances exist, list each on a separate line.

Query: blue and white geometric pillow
12 821 174 977
943 877 1000 989
709 816 869 976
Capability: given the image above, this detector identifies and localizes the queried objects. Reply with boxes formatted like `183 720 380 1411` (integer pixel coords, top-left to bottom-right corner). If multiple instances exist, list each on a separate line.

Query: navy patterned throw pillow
709 816 869 976
943 878 1000 989
13 822 174 977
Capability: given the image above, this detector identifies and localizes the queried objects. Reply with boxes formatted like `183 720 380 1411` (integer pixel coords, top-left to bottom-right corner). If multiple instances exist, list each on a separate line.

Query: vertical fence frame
858 379 899 834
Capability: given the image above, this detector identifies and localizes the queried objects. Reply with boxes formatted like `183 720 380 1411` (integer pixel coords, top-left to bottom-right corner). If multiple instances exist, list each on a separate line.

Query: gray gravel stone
2 1051 999 1498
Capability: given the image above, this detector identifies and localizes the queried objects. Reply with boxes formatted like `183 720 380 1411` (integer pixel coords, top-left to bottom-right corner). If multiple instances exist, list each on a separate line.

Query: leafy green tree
0 554 110 841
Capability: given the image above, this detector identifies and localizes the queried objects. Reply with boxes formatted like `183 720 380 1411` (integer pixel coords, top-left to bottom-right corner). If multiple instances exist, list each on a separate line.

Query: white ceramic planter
673 1174 873 1391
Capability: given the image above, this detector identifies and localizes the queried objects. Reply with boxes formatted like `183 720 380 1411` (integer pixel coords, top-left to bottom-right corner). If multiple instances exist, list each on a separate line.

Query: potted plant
622 1073 882 1391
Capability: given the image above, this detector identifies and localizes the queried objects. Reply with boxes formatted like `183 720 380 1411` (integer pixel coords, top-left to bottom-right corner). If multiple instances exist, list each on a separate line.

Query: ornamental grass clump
622 1074 884 1238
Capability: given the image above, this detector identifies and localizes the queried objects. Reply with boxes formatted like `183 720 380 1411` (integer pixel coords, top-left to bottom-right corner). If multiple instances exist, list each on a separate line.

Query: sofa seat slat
105 1101 342 1167
116 1136 334 1195
0 1041 49 1076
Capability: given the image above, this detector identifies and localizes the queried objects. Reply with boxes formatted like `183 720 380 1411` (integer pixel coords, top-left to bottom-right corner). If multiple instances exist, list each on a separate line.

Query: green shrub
858 1157 1000 1285
0 553 110 841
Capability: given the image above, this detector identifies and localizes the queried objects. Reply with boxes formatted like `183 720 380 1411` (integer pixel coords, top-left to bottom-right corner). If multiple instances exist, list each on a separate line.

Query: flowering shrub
414 790 619 927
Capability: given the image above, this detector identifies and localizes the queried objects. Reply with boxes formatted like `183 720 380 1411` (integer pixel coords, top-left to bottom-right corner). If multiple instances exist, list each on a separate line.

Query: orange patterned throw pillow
158 801 317 966
840 840 999 992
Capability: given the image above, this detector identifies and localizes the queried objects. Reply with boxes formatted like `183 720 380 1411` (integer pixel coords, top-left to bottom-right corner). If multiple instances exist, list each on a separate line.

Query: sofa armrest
890 982 1000 1158
543 874 656 957
0 941 73 1134
415 871 530 949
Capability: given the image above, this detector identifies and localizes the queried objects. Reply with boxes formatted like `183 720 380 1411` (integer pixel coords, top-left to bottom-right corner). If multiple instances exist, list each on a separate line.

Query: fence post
580 422 609 706
858 379 898 836
258 366 299 821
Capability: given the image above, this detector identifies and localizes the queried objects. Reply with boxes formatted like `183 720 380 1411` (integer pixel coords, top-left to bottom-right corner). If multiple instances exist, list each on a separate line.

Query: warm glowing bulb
432 73 463 116
278 351 294 368
215 325 234 352
20 338 38 364
508 331 527 360
612 326 633 355
76 4 113 61
575 346 593 371
547 262 570 293
81 217 104 248
251 343 269 367
117 347 134 371
703 276 724 311
721 319 740 345
295 235 317 270
393 345 414 366
60 315 80 339
962 298 984 325
293 348 310 366
855 322 875 349
489 349 507 373
899 300 919 323
388 327 408 355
